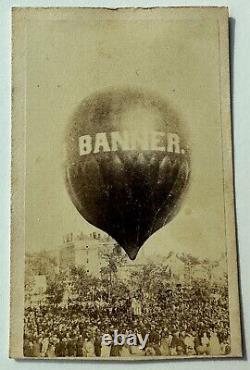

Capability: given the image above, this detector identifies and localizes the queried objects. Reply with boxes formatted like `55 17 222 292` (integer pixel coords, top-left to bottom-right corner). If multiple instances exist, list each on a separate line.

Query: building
59 232 116 276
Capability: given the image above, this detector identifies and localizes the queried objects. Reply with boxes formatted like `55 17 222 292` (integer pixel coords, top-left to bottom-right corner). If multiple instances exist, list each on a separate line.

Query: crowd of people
23 271 231 357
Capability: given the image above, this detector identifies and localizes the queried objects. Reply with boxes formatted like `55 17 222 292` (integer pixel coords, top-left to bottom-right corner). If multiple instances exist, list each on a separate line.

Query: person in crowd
76 335 84 357
85 334 95 357
94 332 102 357
184 332 196 356
159 330 171 356
23 272 230 358
47 342 56 357
41 335 49 357
199 332 210 355
210 331 221 355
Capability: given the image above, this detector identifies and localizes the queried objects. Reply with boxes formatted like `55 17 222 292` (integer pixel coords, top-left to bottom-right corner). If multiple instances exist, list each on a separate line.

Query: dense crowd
23 276 230 357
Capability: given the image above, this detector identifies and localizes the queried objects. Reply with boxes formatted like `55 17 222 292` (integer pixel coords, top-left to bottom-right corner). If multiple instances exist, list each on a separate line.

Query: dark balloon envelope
65 88 190 260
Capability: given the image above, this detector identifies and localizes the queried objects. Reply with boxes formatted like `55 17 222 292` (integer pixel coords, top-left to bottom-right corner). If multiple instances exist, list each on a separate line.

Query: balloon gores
65 88 191 260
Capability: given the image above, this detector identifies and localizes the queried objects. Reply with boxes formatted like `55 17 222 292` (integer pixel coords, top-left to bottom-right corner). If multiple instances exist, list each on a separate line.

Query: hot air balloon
65 88 190 260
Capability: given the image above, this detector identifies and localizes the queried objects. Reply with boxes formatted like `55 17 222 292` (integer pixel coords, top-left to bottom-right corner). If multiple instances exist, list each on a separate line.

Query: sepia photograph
10 7 242 360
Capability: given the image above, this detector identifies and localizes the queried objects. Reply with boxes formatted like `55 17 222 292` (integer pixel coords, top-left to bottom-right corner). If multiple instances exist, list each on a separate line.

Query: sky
24 9 226 261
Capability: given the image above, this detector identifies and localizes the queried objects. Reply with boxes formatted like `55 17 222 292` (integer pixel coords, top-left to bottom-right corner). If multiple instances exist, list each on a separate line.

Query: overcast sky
25 10 226 262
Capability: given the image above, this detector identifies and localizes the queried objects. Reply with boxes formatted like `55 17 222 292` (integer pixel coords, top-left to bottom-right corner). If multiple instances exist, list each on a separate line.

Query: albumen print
10 7 242 359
